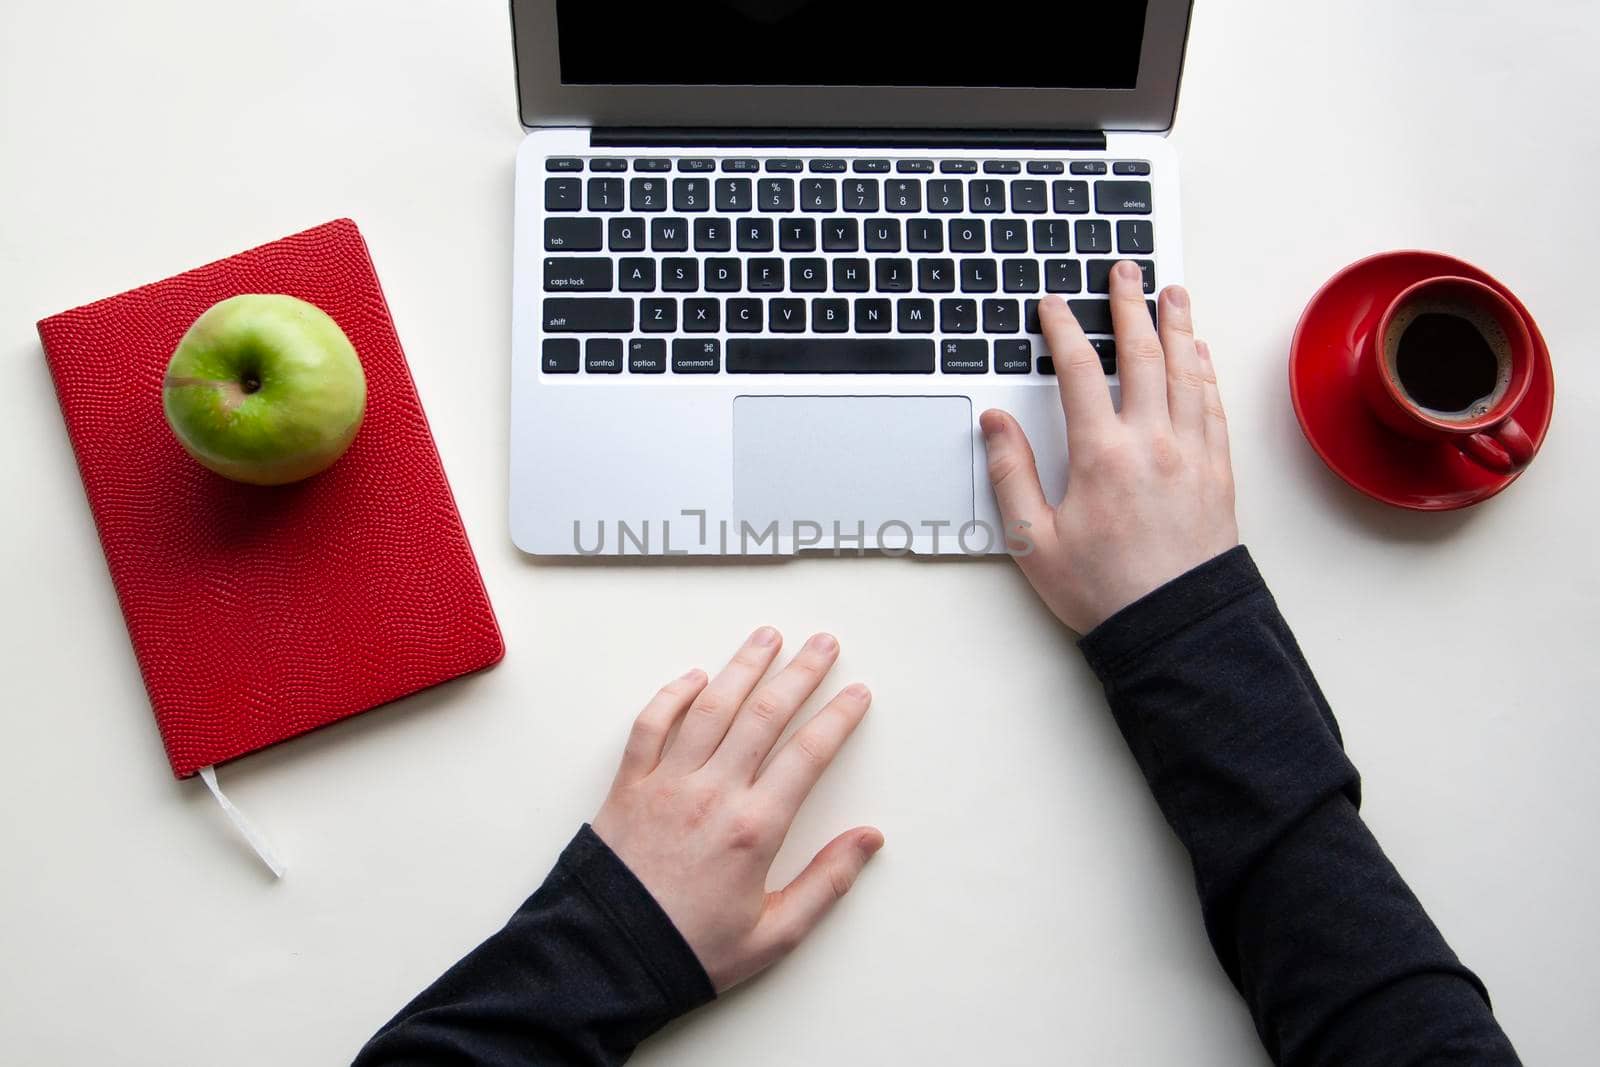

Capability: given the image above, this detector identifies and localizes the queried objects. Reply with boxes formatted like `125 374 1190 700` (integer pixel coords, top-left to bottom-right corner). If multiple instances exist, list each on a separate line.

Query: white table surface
3 2 1597 1063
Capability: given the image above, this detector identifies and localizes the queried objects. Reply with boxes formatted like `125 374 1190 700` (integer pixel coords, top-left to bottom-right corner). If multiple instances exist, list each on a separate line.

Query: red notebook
38 219 505 778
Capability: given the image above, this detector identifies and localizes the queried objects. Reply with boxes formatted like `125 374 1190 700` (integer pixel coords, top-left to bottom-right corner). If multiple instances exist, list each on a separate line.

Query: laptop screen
555 1 1149 90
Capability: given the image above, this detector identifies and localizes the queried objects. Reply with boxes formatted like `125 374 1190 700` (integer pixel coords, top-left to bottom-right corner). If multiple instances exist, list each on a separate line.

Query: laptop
508 1 1193 556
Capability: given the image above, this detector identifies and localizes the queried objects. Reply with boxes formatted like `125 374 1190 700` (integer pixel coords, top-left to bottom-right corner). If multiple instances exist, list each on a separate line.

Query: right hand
980 262 1240 634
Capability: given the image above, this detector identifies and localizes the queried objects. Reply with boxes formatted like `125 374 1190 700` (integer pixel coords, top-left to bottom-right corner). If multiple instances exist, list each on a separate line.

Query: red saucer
1289 250 1555 510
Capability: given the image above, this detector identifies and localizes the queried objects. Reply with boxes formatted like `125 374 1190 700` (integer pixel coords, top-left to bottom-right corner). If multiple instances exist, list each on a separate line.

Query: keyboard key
876 258 913 292
1095 180 1153 214
716 178 753 212
590 158 628 172
995 339 1032 373
898 298 935 333
941 339 988 373
991 219 1028 252
542 338 579 372
630 177 666 211
737 218 774 252
780 218 817 251
759 178 796 211
1064 298 1157 334
607 217 646 251
896 159 935 173
801 178 838 212
949 219 985 253
544 297 633 332
813 298 850 332
1117 219 1154 254
927 180 964 212
983 298 1020 333
633 158 671 171
651 218 688 251
628 338 666 373
765 158 802 172
728 338 933 373
673 338 721 373
843 179 880 212
546 157 582 172
865 219 902 252
544 257 613 292
809 158 846 172
1091 337 1118 374
970 180 1005 213
917 258 955 292
885 180 922 212
1070 161 1108 175
1002 259 1040 293
1037 355 1056 375
659 255 697 289
694 217 731 251
769 299 807 332
704 258 741 291
822 218 859 251
748 258 784 291
1044 259 1082 293
640 298 677 332
1052 180 1089 213
1033 219 1070 253
855 299 892 332
618 257 656 291
684 298 720 332
1087 259 1155 293
672 178 709 212
587 177 624 211
790 258 827 291
960 258 997 292
940 160 978 173
940 298 977 333
833 258 870 292
1027 160 1065 175
545 217 602 251
906 218 943 252
727 298 763 332
983 160 1021 174
677 158 715 172
1010 180 1047 213
585 338 623 374
1075 219 1113 253
854 158 891 172
722 157 759 172
1113 161 1151 176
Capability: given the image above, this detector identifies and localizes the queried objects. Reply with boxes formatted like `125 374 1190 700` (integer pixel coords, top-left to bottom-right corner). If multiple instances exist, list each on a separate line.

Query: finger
1158 285 1205 441
660 627 783 773
979 410 1052 533
1108 260 1169 426
1037 295 1115 444
710 632 839 780
615 668 708 781
1196 340 1233 472
757 683 871 817
757 827 884 963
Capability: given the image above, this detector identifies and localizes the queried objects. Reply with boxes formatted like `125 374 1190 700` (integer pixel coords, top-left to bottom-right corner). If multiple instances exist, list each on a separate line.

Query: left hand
591 627 882 992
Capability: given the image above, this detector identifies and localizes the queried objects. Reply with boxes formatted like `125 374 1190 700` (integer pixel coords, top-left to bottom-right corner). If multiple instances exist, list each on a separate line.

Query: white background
2 2 1597 1063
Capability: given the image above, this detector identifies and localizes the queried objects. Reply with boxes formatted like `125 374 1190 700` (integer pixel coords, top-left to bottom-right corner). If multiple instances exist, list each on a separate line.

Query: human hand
591 627 881 992
980 262 1239 634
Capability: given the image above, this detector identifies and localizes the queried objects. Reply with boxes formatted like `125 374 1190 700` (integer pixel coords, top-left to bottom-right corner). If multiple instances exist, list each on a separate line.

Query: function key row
546 156 1151 176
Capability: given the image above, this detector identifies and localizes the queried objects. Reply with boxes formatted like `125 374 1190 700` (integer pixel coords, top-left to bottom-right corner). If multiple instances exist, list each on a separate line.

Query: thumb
979 409 1051 533
760 828 884 960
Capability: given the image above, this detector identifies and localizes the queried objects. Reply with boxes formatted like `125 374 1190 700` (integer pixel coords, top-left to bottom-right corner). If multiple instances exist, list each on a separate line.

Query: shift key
543 298 633 332
544 257 613 291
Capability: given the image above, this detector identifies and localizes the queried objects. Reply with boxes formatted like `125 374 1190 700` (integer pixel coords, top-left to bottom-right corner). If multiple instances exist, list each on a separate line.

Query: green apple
162 294 366 485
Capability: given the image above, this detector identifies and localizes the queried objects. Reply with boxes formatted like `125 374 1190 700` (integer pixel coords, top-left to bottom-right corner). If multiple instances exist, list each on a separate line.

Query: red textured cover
38 219 505 778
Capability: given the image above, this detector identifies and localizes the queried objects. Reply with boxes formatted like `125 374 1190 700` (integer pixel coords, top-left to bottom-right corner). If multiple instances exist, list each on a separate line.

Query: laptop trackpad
732 396 974 538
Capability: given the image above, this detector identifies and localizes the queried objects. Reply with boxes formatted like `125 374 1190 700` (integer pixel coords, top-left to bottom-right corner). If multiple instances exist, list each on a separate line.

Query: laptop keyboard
537 156 1157 377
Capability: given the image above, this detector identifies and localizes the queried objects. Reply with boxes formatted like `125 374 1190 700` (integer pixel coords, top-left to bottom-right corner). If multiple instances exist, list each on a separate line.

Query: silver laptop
509 0 1193 555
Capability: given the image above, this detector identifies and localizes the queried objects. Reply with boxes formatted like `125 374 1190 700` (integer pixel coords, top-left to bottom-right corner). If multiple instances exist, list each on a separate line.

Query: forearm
1081 547 1518 1065
354 826 714 1067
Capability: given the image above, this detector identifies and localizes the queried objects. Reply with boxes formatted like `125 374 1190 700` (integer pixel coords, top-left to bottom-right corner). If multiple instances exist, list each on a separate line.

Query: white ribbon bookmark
198 765 286 878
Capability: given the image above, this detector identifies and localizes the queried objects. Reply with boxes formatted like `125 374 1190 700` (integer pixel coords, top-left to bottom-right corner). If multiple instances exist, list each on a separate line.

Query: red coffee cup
1358 275 1536 474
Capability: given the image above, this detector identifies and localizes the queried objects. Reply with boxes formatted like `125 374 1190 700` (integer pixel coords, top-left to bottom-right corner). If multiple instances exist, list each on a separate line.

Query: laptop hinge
591 127 1108 151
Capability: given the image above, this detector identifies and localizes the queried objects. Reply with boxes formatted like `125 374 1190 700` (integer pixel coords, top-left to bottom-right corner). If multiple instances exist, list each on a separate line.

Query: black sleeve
1078 546 1520 1067
353 825 714 1066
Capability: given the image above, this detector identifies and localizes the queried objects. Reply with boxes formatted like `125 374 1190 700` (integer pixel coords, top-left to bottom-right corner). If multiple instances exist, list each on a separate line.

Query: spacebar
727 339 934 373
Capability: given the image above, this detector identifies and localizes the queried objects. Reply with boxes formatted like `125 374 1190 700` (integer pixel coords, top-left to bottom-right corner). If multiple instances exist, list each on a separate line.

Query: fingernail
810 632 837 653
752 625 779 646
1116 260 1141 281
1042 293 1068 312
1165 285 1190 311
843 682 870 700
681 668 705 682
1196 339 1212 361
859 829 885 857
978 409 1005 438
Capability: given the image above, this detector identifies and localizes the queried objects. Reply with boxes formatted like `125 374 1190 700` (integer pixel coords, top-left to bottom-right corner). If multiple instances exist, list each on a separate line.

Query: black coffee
1395 312 1500 414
